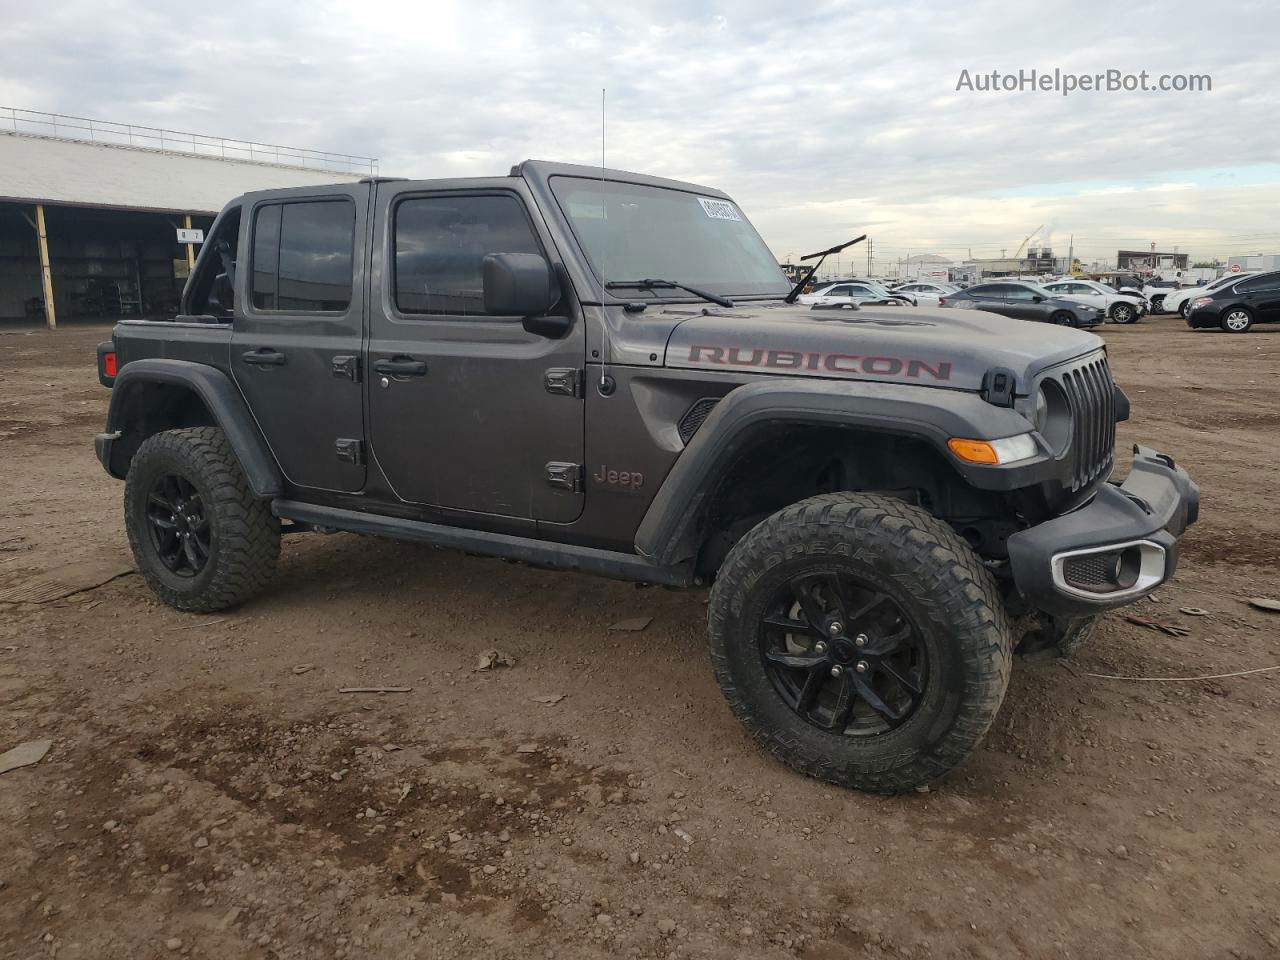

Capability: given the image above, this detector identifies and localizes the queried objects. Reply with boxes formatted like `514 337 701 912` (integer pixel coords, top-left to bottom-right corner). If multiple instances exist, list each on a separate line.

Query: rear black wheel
708 493 1013 793
125 427 280 612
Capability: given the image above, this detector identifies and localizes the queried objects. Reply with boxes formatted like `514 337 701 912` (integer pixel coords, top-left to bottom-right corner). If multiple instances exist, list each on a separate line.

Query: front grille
1055 354 1116 491
678 397 721 445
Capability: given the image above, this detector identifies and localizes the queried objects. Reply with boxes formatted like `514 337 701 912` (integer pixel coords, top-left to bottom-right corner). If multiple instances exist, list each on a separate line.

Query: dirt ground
1 316 1278 960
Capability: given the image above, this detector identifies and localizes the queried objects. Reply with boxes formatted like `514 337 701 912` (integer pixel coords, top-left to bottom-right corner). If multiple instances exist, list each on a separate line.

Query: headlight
1191 297 1213 309
1031 386 1050 433
947 433 1039 465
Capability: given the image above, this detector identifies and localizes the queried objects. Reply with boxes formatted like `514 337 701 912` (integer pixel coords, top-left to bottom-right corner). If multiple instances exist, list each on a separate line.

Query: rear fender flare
103 359 282 498
633 379 1038 565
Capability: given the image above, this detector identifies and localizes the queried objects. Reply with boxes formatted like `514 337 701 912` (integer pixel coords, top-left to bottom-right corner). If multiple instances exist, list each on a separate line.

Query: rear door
365 181 585 522
231 184 368 492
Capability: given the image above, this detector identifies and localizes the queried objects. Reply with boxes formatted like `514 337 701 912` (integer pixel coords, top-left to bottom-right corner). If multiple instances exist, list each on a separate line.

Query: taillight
97 341 117 387
937 297 947 306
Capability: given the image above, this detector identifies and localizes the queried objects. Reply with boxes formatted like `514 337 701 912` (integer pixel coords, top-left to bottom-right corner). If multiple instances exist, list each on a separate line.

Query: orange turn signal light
947 438 1000 465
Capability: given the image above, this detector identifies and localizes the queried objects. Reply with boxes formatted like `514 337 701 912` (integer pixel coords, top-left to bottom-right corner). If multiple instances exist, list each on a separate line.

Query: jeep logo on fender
593 464 644 490
687 345 952 382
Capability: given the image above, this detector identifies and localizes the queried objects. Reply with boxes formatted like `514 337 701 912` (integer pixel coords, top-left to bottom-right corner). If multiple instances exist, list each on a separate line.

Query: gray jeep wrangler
94 161 1199 793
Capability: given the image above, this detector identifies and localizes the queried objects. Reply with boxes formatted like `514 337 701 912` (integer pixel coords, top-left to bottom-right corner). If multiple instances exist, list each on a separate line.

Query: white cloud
2 0 1278 264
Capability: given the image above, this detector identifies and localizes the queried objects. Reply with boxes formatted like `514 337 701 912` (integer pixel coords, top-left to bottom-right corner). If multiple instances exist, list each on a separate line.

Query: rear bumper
95 431 122 478
1006 445 1199 617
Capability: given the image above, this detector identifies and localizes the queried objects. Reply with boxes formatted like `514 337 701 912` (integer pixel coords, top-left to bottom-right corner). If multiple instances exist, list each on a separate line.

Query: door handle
372 356 427 377
241 348 286 367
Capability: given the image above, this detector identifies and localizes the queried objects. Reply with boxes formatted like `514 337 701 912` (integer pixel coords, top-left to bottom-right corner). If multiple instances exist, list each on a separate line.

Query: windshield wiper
784 235 867 304
605 278 735 309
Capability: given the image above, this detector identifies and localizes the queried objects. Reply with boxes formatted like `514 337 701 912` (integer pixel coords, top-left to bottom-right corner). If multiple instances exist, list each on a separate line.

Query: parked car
937 281 1105 327
1164 272 1257 317
1186 270 1280 333
1041 280 1146 324
797 280 914 307
1117 279 1178 313
892 281 959 307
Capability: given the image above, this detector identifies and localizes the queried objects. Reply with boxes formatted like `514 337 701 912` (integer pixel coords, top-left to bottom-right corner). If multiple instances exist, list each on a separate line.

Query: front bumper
1006 445 1200 617
1186 306 1221 328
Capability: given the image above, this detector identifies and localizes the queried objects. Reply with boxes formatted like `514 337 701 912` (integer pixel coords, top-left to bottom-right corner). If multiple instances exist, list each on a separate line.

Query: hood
664 301 1101 396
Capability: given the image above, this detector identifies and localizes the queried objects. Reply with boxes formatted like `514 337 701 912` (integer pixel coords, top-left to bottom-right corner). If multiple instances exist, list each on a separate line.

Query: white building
0 108 375 326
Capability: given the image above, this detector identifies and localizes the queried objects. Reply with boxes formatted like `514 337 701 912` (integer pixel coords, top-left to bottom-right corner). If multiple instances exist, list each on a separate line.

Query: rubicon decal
687 345 953 382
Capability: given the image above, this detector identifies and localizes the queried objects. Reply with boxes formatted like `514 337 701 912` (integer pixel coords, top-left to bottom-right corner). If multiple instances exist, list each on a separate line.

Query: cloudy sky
5 0 1279 267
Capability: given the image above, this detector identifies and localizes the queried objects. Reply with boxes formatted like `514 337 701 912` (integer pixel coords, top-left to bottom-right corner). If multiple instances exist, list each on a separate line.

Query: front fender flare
101 359 282 498
633 379 1043 565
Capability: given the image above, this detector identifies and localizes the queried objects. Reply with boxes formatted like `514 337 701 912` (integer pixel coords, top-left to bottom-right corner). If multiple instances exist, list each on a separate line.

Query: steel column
183 213 195 270
34 204 56 330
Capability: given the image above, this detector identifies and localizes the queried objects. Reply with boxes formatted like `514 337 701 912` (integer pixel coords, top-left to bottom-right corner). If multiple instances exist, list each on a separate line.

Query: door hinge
335 438 365 465
332 355 361 382
545 461 583 492
544 367 583 398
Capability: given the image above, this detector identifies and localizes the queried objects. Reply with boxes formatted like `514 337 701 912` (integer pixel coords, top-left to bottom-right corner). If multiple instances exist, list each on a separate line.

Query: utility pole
866 237 873 277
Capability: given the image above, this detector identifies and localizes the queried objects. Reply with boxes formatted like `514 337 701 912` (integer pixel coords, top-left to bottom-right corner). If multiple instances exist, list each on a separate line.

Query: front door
230 184 369 492
1241 273 1280 321
366 182 585 523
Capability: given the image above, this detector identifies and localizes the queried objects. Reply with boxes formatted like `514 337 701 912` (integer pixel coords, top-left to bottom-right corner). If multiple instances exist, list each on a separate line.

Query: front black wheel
1110 302 1137 324
124 427 280 612
708 493 1012 794
1050 311 1074 326
1220 307 1253 333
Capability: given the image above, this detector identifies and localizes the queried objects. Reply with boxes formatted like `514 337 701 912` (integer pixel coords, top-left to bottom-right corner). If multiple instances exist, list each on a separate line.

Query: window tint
251 205 281 310
1004 285 1039 301
1238 272 1280 292
251 199 354 312
848 285 875 296
395 194 542 316
824 285 851 296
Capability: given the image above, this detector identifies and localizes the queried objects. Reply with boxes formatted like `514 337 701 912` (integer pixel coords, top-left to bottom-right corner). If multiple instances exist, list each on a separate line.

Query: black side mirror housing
482 253 568 337
1031 294 1045 302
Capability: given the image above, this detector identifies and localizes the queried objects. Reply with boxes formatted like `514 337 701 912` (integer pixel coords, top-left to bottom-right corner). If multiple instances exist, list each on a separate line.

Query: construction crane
1013 224 1044 259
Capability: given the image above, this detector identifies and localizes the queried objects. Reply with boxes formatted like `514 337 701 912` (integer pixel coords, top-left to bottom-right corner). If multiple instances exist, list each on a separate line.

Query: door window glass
394 194 542 316
251 199 354 312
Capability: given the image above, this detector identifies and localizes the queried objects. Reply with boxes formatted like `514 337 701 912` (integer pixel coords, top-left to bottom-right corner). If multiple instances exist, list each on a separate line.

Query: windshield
550 176 790 298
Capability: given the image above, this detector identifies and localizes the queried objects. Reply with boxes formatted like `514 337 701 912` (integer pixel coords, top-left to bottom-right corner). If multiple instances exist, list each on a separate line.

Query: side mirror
1031 294 1045 302
483 253 568 336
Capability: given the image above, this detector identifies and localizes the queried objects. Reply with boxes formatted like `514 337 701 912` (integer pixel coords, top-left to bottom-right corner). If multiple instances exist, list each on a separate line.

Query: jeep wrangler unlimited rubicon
94 161 1199 793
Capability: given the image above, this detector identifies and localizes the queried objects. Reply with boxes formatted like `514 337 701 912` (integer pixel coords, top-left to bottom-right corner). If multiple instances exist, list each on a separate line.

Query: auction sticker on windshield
697 197 742 221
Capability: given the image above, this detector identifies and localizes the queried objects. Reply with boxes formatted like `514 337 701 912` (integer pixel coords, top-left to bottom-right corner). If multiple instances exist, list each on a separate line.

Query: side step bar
271 500 694 588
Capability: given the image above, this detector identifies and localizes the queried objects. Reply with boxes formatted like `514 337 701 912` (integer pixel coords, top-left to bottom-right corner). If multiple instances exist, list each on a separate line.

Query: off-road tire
124 427 279 612
708 493 1013 794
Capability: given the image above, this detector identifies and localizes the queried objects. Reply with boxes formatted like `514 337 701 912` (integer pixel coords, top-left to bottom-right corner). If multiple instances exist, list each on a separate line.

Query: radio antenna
599 86 612 392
